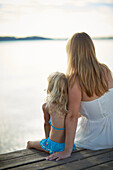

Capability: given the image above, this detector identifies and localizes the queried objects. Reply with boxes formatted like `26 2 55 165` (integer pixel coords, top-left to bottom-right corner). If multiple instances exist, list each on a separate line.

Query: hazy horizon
0 35 113 40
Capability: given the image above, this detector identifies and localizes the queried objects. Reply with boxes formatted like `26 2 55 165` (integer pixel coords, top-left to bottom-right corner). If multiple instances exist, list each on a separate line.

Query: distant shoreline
0 36 113 41
0 36 67 41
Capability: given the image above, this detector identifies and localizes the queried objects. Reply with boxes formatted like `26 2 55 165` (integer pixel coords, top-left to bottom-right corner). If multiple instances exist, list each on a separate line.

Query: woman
46 32 113 161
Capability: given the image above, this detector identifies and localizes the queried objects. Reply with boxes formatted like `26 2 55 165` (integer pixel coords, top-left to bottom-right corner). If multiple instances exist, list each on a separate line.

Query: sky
0 0 113 38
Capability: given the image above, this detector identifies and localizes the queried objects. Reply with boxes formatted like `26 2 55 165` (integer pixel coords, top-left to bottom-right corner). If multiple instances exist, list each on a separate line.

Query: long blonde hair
46 72 68 114
66 32 110 97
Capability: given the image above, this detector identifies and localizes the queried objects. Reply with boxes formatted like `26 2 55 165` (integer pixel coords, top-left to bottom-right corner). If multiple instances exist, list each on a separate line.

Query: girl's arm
42 103 51 138
46 78 81 161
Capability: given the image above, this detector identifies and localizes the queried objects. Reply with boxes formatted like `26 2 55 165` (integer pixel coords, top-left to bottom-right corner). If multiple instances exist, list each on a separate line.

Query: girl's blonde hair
66 32 111 97
46 72 68 114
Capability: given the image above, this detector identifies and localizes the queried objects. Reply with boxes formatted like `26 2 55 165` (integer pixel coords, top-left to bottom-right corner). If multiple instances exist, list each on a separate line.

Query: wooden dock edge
0 148 113 169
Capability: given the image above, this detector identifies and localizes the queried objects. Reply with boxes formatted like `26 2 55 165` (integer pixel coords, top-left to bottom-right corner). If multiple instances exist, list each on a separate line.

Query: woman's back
75 68 113 150
75 87 113 150
80 88 113 120
81 66 113 102
75 67 113 150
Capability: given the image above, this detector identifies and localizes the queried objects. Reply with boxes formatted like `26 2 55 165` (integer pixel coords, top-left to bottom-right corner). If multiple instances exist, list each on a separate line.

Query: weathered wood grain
1 149 112 170
49 150 113 170
0 148 82 169
0 149 40 161
0 148 83 170
0 151 47 170
87 160 113 170
0 148 83 161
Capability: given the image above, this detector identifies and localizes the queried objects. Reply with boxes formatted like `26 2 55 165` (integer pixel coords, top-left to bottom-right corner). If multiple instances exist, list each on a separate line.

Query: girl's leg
27 140 49 153
27 140 40 149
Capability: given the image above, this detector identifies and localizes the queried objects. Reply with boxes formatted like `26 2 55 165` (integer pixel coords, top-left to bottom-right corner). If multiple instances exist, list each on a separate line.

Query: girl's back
48 103 66 143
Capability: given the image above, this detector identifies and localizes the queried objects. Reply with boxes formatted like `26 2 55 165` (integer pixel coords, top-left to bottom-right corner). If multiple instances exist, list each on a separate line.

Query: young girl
27 72 76 154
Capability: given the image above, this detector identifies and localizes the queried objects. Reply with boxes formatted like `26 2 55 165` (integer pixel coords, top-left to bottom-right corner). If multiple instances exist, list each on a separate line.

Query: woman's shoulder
100 63 113 88
100 63 111 76
68 75 81 89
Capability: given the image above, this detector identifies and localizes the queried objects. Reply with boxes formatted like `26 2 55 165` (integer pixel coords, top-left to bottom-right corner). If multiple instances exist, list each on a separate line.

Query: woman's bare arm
46 79 81 160
78 113 81 118
64 81 81 154
42 103 50 138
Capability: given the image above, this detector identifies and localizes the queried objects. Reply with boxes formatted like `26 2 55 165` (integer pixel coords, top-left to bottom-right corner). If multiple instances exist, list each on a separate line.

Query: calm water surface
0 40 113 154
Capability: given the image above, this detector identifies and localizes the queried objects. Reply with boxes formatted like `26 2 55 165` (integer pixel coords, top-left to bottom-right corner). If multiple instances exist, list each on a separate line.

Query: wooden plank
0 148 83 170
87 160 113 170
0 148 83 161
7 149 113 170
0 149 40 161
0 151 48 170
48 150 113 170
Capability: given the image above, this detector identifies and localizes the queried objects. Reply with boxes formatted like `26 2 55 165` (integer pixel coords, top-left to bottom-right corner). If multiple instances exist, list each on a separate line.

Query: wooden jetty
0 148 113 170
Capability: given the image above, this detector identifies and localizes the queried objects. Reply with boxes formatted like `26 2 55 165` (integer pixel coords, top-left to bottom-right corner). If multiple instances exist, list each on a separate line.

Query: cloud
0 0 113 37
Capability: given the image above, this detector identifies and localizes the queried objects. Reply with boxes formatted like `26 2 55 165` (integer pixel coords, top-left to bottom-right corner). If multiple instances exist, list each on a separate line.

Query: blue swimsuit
40 118 76 154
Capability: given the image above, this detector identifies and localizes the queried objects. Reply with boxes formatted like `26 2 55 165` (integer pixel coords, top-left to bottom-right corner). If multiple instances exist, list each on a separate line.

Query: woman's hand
46 151 71 161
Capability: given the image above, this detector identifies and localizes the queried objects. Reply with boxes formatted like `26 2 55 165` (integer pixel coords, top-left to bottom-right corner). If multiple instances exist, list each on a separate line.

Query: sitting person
27 72 76 154
46 32 113 161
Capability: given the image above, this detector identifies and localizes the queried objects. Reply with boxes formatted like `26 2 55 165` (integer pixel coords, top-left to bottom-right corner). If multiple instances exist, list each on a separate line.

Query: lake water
0 39 113 154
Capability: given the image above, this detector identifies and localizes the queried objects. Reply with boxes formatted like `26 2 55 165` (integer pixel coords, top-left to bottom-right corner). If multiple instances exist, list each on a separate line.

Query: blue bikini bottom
40 137 76 154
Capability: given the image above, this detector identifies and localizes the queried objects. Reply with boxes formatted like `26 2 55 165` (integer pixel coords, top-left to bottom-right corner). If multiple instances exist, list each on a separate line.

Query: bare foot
26 140 45 151
26 141 32 149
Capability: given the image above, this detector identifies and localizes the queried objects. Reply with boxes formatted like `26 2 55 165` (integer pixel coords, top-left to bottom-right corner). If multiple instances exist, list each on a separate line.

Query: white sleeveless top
75 88 113 150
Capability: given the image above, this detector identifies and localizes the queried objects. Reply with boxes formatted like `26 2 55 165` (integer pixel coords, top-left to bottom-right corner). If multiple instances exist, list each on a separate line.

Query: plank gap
41 149 113 170
84 160 113 169
0 158 46 170
0 149 44 161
